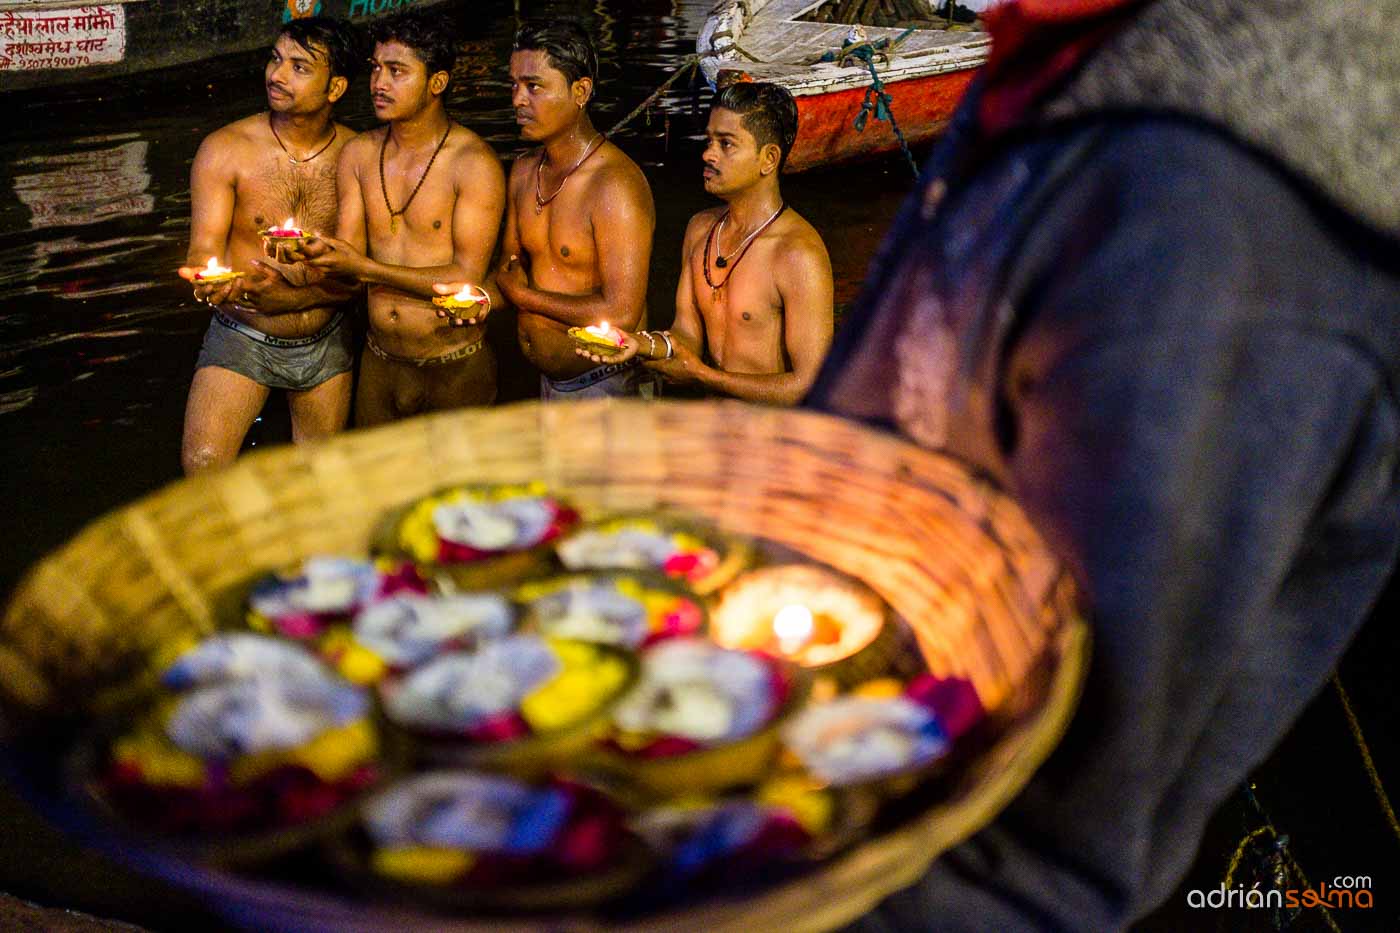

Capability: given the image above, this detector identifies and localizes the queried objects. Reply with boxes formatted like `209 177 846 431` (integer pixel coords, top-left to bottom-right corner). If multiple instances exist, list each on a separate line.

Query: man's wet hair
513 20 599 90
370 10 459 84
714 81 799 170
278 16 365 83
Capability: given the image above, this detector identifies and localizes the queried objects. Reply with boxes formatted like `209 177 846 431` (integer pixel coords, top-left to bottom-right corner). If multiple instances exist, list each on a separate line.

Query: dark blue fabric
812 116 1400 930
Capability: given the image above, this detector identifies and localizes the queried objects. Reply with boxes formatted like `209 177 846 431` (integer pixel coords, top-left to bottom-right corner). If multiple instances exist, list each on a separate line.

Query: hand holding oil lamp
431 283 491 322
260 216 310 263
567 320 627 355
192 256 240 285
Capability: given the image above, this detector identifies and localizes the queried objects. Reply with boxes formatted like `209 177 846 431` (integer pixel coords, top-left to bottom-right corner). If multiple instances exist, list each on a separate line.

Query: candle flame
452 283 484 302
773 604 814 652
202 256 231 275
282 217 297 231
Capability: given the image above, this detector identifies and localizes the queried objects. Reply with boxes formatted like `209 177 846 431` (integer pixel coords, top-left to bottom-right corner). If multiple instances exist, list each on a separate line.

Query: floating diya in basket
332 590 517 685
378 634 637 779
191 255 241 285
516 571 705 649
74 634 389 865
431 283 490 321
566 320 627 355
628 772 873 888
259 216 311 262
588 638 809 799
329 770 651 910
556 513 752 596
709 564 918 690
374 483 580 590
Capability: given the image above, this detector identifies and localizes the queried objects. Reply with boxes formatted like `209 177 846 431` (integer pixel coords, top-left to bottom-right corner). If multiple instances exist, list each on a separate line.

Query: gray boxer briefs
196 309 354 391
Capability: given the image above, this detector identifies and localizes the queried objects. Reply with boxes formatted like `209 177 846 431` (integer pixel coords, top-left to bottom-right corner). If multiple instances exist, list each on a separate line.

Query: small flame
773 604 814 654
282 217 297 231
452 283 483 302
203 256 231 276
584 321 621 345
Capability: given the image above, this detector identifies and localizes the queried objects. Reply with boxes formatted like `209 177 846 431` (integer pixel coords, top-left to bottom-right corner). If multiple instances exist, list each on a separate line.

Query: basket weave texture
0 399 1088 931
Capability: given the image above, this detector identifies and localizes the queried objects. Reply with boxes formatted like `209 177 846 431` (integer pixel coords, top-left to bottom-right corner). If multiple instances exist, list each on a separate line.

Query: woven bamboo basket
0 400 1088 932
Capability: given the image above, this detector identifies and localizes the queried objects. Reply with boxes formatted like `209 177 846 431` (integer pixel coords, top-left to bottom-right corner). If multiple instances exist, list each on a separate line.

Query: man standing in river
299 10 506 425
493 20 657 400
576 82 833 405
178 17 361 474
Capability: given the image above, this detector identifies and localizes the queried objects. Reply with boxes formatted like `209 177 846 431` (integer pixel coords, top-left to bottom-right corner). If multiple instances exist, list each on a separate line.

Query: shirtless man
577 83 833 406
491 21 656 399
299 10 506 425
178 17 361 474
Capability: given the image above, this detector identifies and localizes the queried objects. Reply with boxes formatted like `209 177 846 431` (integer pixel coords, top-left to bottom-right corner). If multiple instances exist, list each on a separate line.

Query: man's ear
759 141 782 176
327 75 349 104
571 76 594 109
429 69 450 96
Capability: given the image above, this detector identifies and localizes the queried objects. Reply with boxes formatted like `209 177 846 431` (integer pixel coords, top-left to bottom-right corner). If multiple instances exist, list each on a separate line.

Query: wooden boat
0 0 442 94
697 0 990 173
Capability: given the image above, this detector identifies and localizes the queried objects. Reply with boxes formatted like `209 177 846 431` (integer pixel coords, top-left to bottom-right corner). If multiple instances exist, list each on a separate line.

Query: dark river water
0 1 914 926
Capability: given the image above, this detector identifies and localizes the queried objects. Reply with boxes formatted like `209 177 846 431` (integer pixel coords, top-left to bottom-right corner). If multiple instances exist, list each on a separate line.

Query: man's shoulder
448 124 503 170
205 113 266 148
684 206 724 241
773 207 828 261
338 126 385 162
588 143 652 209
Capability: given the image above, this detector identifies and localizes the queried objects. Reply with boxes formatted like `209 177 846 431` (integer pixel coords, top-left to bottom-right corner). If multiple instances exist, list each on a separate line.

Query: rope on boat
608 53 703 137
1333 674 1400 844
818 28 921 179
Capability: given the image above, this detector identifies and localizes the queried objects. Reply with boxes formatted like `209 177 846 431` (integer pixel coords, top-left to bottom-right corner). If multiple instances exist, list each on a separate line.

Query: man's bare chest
517 189 596 269
236 156 338 233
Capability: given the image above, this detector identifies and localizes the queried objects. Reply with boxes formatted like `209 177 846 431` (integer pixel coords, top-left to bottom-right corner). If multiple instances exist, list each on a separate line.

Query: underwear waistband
213 309 344 348
366 331 485 367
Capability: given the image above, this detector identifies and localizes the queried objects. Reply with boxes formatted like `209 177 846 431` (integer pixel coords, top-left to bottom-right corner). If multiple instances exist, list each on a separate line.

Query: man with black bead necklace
576 82 833 406
296 10 506 425
487 20 657 400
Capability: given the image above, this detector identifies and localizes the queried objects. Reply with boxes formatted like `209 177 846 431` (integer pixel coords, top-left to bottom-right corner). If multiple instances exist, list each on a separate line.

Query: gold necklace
533 133 604 214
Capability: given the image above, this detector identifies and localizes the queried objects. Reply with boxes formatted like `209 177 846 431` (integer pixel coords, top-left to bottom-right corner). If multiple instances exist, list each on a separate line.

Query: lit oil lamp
192 256 240 285
431 283 491 321
567 320 626 355
710 564 902 688
260 216 310 262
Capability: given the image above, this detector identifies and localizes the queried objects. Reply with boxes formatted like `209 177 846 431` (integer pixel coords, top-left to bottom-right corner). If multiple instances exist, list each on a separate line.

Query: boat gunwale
697 0 989 97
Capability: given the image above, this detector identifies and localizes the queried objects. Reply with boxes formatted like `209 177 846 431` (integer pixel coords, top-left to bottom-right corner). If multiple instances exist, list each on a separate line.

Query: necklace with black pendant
703 202 786 296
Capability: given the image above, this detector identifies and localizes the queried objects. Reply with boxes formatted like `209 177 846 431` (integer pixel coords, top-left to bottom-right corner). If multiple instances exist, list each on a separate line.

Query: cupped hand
301 235 367 278
179 266 241 307
432 281 491 327
574 328 641 365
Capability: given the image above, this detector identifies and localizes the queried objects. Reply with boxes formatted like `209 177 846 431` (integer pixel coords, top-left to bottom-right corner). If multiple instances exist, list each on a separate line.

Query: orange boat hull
785 66 981 173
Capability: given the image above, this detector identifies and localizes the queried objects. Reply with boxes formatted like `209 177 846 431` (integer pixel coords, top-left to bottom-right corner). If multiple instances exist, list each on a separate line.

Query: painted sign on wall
0 5 126 71
347 0 416 19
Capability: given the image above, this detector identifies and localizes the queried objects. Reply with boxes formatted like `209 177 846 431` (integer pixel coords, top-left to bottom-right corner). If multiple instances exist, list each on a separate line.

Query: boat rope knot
821 28 920 179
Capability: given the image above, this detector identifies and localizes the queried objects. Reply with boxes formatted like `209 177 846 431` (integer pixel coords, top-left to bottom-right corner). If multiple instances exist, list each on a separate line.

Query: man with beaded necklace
297 10 506 425
177 17 362 473
489 20 658 400
577 82 833 406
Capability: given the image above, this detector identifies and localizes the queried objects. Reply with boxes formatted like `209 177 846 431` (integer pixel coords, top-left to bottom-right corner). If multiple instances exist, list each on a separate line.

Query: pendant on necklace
715 256 728 268
390 214 400 234
534 200 545 215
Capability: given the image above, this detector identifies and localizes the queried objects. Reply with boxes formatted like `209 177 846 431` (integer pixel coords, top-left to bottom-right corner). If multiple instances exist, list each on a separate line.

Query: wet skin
177 34 357 473
499 48 655 381
298 40 507 424
579 107 833 406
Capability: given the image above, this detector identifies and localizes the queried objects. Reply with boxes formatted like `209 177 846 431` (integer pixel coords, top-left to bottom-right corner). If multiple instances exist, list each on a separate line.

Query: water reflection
13 135 154 230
